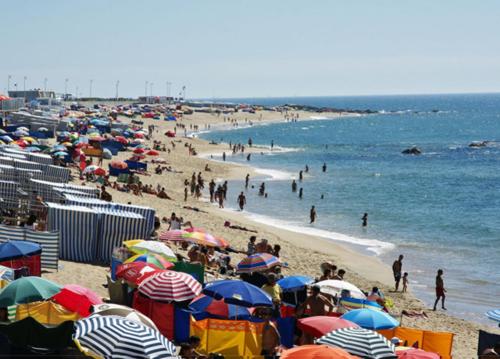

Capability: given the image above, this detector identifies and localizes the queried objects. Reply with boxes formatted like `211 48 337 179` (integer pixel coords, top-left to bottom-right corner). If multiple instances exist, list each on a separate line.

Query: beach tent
378 327 453 359
46 203 99 263
133 291 175 340
15 300 80 325
0 225 60 271
0 240 42 276
190 317 265 358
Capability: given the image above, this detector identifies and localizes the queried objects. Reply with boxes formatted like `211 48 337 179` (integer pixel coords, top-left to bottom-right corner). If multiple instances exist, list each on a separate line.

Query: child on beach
402 272 408 292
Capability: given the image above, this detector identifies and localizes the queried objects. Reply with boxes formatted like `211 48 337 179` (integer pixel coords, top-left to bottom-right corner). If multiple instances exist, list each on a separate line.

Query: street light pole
115 80 120 100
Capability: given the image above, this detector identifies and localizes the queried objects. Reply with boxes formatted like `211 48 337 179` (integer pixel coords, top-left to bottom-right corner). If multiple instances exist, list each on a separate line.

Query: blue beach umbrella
486 309 500 323
0 136 13 143
0 240 42 260
277 275 314 292
25 146 41 152
341 309 399 330
53 151 68 157
202 279 272 307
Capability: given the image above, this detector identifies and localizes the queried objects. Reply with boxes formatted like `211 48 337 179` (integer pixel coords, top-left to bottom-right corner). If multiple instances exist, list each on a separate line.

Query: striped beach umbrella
317 327 396 359
182 231 229 248
74 315 178 358
236 253 280 273
124 253 174 270
159 230 188 242
486 309 500 323
138 270 202 302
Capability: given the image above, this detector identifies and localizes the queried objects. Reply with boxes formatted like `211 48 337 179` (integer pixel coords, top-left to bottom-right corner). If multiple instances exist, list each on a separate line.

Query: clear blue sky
1 0 499 98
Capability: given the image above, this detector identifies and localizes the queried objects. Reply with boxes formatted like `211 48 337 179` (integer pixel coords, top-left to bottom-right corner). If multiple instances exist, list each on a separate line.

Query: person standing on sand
184 187 188 202
310 206 316 223
237 192 246 211
291 179 297 192
433 269 447 311
260 308 280 359
222 152 226 161
392 254 404 291
362 213 368 227
209 179 216 202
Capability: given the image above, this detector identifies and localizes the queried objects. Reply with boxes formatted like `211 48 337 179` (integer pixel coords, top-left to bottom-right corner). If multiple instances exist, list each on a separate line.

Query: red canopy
52 284 103 317
297 316 359 338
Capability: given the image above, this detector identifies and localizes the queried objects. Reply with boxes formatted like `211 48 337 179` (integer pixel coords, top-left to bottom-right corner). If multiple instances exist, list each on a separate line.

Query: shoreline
50 105 499 357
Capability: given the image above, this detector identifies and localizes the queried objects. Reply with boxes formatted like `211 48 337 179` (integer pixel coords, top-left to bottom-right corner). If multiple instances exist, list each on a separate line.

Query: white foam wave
244 212 395 255
253 167 294 181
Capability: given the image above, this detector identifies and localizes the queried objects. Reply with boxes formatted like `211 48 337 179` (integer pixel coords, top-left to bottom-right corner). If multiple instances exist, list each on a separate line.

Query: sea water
200 94 500 325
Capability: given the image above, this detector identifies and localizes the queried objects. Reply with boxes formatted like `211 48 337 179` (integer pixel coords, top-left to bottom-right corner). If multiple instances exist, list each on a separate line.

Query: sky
1 0 499 99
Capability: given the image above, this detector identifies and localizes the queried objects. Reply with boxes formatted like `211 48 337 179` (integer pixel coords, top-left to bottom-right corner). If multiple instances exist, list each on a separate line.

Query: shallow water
200 93 500 325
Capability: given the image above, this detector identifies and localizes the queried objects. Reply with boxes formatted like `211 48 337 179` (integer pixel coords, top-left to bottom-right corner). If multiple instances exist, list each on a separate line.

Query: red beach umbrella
133 147 145 154
134 132 144 139
52 284 103 317
298 316 360 338
114 136 128 144
146 150 159 156
396 348 440 359
281 345 358 359
115 262 164 285
165 131 175 138
159 230 188 242
138 270 202 302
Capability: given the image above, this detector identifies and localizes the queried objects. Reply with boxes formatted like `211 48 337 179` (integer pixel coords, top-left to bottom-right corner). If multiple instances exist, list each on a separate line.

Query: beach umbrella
109 160 128 169
53 151 68 157
277 275 314 292
116 262 165 285
14 130 29 137
395 348 439 359
133 147 146 154
102 148 113 159
486 309 500 323
129 241 177 261
134 132 144 139
184 227 206 233
82 165 105 175
182 231 229 248
123 239 145 248
159 230 189 242
340 297 383 311
281 345 358 359
0 276 61 306
138 270 202 302
236 253 280 273
0 135 13 143
132 138 145 144
114 136 128 144
146 150 160 156
17 127 29 132
124 253 174 270
341 309 399 330
25 146 41 152
202 279 272 307
297 316 359 338
52 284 103 317
315 279 366 300
91 303 157 330
189 294 252 320
317 327 396 359
21 136 37 143
165 131 175 137
15 139 29 147
0 129 6 134
38 127 49 132
74 315 178 358
0 240 42 259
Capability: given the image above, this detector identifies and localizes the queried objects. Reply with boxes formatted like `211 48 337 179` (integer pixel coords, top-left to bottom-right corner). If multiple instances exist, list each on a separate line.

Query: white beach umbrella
315 279 366 299
91 303 157 330
130 241 176 261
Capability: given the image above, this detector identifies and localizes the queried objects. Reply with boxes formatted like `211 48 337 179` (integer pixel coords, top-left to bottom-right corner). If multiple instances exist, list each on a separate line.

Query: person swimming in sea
305 165 309 173
299 170 303 181
299 187 303 199
291 180 297 192
322 162 327 172
362 213 368 227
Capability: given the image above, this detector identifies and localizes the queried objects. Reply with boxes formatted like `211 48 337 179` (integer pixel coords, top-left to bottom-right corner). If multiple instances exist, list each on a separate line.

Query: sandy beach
45 105 500 358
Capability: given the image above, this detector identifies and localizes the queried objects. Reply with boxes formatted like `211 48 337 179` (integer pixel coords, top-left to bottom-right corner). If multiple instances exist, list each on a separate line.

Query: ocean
199 93 500 325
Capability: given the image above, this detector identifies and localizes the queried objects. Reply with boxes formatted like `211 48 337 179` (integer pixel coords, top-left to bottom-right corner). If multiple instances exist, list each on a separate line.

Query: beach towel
190 317 264 359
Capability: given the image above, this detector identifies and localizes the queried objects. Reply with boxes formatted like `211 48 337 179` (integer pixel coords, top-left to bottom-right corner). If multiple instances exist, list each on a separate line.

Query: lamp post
115 80 120 100
23 76 27 98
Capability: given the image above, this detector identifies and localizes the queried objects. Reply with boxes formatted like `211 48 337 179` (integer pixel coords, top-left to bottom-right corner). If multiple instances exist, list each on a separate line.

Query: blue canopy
341 309 399 330
0 240 42 261
203 279 272 307
277 275 314 292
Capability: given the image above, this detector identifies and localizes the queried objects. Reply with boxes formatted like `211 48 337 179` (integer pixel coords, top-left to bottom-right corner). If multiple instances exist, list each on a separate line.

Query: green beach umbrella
0 276 62 307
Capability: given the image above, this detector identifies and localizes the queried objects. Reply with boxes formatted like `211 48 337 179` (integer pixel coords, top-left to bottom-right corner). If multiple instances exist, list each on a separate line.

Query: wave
253 167 295 181
242 212 395 256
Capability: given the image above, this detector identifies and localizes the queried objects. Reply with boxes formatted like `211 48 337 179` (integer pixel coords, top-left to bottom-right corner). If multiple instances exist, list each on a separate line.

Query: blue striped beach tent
94 208 148 263
0 156 15 167
46 203 99 263
62 194 111 209
112 203 156 236
74 315 179 359
53 187 98 199
0 164 18 182
43 165 70 183
12 159 44 171
25 152 53 165
0 225 60 270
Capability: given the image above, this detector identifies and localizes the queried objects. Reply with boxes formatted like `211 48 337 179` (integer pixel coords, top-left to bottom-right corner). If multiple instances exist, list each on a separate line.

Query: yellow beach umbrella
123 239 144 248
